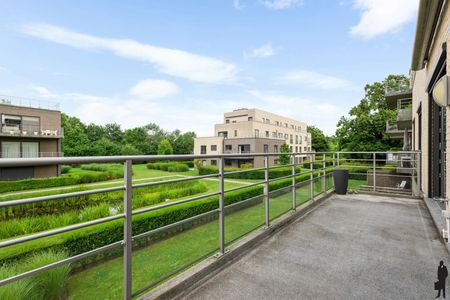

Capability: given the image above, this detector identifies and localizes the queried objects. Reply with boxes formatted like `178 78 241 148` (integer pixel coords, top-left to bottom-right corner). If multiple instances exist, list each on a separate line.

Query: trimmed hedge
198 165 306 180
147 162 190 172
0 169 330 266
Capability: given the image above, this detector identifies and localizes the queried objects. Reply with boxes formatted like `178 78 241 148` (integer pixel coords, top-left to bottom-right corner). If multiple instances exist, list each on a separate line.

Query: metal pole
337 152 340 168
373 152 376 192
123 160 133 300
322 154 326 193
310 154 314 201
218 157 225 254
417 152 421 196
264 155 270 227
292 154 296 210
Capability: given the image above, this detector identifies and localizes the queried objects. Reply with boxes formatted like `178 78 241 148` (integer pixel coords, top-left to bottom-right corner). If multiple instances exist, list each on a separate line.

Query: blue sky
0 0 419 135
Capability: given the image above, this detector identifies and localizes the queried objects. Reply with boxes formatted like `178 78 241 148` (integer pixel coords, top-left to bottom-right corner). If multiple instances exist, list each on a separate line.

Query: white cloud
22 23 238 83
246 44 275 58
259 0 302 10
350 0 419 39
129 79 179 100
233 0 244 9
281 70 357 90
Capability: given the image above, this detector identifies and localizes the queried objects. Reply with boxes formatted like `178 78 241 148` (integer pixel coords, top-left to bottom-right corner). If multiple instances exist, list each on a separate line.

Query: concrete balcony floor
182 194 449 300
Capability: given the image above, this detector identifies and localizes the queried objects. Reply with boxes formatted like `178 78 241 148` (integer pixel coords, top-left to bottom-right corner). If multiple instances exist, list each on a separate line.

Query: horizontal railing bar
0 151 421 167
223 181 264 193
224 194 263 210
132 191 221 216
268 174 294 182
267 163 295 170
132 173 219 188
224 167 266 175
0 214 125 248
0 241 123 287
0 186 125 208
132 209 219 241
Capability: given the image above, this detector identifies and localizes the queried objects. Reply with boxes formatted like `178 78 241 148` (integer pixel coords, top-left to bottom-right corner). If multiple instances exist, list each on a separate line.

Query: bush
80 163 123 172
167 164 189 172
60 165 71 174
0 250 71 300
240 163 253 169
147 162 190 172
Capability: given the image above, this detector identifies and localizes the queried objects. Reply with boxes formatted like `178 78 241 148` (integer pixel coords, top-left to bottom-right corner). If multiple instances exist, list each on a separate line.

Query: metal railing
0 95 60 111
384 79 411 95
0 151 421 299
0 125 63 138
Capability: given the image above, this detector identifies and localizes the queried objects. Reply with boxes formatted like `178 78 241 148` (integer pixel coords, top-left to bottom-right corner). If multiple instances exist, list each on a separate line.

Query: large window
254 129 259 137
263 144 269 153
22 142 39 158
200 145 207 154
1 141 38 158
1 114 40 135
210 145 217 151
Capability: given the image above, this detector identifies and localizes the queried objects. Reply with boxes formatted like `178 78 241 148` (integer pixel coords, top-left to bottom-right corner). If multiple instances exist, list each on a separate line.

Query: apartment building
410 0 449 200
194 108 312 168
0 96 63 180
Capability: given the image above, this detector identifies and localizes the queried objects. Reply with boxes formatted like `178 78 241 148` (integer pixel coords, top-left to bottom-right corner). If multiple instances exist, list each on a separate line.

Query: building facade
194 108 312 168
410 0 450 200
0 97 63 180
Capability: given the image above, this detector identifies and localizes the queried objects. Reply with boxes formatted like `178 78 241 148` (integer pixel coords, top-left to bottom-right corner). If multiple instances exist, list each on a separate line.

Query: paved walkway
183 194 450 300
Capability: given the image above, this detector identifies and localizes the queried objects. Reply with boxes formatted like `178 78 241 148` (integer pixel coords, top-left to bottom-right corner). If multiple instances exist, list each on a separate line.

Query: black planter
333 169 349 195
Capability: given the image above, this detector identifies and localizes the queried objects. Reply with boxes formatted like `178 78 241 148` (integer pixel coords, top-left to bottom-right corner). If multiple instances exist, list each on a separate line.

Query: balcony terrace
0 151 445 300
0 125 64 139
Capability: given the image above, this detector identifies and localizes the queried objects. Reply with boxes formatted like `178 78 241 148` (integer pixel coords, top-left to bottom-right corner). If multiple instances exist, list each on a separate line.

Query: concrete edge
422 197 450 255
139 191 334 300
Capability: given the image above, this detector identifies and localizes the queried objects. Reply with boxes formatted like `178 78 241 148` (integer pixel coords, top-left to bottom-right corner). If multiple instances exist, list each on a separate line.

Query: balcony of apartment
386 120 412 138
384 79 412 108
1 151 448 300
0 125 64 139
0 152 63 158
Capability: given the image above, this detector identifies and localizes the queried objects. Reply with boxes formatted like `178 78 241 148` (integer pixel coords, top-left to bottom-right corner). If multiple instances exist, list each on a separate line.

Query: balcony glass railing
0 95 60 110
384 79 411 95
0 125 63 138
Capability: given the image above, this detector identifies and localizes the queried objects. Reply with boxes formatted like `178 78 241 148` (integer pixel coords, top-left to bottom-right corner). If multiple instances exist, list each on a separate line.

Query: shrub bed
147 162 190 172
198 165 307 180
0 170 329 266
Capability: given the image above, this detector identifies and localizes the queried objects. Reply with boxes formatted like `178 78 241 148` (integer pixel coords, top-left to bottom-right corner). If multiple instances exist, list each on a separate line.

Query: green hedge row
198 165 308 180
0 169 329 266
80 163 123 172
0 169 124 194
147 162 190 172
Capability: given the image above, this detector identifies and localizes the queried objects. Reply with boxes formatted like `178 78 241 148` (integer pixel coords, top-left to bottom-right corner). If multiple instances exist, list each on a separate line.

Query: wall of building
0 104 61 133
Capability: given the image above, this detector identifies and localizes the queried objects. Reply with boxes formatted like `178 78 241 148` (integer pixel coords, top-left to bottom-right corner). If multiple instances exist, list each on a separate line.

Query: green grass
348 179 367 190
66 186 321 300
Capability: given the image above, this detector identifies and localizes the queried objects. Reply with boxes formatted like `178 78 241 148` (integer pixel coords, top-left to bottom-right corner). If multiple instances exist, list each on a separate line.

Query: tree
278 144 291 165
307 126 329 152
124 127 151 154
335 74 404 151
61 113 89 156
104 123 124 144
157 139 173 155
85 123 106 143
170 131 196 154
143 123 166 154
121 144 141 155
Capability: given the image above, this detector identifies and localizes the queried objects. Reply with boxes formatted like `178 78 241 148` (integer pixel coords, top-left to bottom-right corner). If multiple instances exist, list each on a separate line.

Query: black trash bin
333 169 349 195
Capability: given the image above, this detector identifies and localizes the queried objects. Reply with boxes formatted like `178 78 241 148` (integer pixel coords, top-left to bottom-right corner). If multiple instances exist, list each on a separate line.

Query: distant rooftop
0 95 60 111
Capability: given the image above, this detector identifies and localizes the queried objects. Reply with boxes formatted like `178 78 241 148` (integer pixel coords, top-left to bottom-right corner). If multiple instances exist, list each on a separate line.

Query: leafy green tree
89 138 122 156
61 113 89 156
143 123 166 154
307 126 329 152
104 123 124 144
124 127 152 154
335 74 405 151
278 143 291 165
85 123 106 142
157 139 173 155
168 130 196 154
121 144 141 155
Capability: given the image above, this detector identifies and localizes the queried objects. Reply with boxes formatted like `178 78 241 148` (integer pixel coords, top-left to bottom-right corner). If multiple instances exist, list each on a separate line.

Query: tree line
61 113 196 156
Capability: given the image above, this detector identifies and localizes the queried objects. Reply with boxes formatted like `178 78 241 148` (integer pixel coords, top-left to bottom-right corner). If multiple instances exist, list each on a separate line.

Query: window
290 134 293 143
218 131 228 138
254 129 259 137
200 145 207 154
266 119 270 124
290 146 293 152
262 118 266 123
295 146 298 152
22 142 39 158
238 144 250 153
295 135 298 144
274 145 278 152
211 160 217 166
22 116 40 133
264 144 269 153
226 119 230 124
211 145 217 151
225 145 232 152
234 130 238 137
248 117 253 121
265 131 269 137
2 114 22 134
278 132 283 138
285 123 288 127
232 120 236 123
1 141 20 158
225 160 232 166
275 121 279 126
304 147 307 151
284 133 288 140
272 132 277 138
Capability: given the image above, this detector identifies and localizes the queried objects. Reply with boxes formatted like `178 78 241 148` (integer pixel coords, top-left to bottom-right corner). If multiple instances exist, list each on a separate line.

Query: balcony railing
385 79 411 96
0 152 63 158
0 95 60 111
0 151 421 299
0 125 64 138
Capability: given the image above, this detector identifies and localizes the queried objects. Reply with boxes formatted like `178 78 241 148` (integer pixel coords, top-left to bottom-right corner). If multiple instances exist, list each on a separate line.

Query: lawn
66 182 322 300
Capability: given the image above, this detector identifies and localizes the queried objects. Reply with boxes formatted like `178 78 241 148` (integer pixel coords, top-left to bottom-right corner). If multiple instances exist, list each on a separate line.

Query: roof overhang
411 0 445 71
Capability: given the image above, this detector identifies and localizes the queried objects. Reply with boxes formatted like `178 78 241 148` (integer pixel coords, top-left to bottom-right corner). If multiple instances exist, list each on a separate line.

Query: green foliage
193 159 202 170
0 250 71 300
157 139 173 155
146 162 189 172
60 165 71 174
240 163 253 169
80 163 123 172
335 74 405 151
307 125 329 152
278 144 291 165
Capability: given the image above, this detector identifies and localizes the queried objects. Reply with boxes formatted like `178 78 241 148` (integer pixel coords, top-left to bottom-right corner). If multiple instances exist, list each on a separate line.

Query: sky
0 0 419 136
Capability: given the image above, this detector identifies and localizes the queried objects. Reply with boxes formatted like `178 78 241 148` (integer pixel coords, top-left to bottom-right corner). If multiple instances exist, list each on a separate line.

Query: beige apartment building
194 108 312 168
0 97 63 180
409 0 450 200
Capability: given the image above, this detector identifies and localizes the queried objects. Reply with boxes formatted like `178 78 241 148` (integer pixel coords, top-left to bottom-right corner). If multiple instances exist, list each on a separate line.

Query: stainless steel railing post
323 154 326 193
373 152 376 192
292 154 296 210
310 154 314 201
123 159 133 300
264 155 270 227
218 156 225 254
